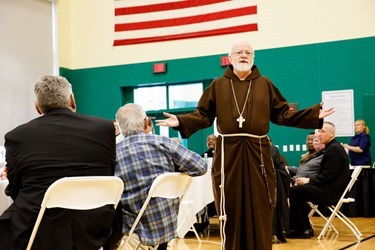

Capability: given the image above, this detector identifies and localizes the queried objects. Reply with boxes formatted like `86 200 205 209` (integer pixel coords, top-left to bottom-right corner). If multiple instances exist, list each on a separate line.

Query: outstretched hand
319 102 335 119
155 112 179 127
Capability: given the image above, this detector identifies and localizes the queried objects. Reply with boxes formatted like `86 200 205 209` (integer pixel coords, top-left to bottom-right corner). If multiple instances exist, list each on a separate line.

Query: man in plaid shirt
115 103 207 249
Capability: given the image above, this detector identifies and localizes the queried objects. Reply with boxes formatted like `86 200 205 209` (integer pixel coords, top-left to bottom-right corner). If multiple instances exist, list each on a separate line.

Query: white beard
233 61 252 72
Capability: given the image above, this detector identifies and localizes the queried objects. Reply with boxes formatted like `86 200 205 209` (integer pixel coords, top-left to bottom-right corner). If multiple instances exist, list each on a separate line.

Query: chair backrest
27 176 124 250
339 166 363 201
348 166 362 192
149 172 193 199
351 166 363 179
123 173 192 249
41 176 124 210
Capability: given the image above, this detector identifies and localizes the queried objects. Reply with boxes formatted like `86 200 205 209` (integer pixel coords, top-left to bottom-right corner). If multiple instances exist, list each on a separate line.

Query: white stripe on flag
114 0 258 46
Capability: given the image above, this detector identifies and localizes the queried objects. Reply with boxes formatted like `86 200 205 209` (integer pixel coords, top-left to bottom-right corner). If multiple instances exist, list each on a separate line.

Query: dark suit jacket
0 108 118 250
304 139 350 205
201 149 214 158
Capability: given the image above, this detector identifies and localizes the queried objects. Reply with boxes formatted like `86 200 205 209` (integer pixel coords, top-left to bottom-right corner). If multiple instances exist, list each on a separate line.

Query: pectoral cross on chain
237 115 245 128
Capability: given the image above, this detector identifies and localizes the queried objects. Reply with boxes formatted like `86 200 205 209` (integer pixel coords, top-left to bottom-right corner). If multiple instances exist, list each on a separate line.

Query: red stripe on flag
115 0 228 15
115 6 257 31
113 23 258 46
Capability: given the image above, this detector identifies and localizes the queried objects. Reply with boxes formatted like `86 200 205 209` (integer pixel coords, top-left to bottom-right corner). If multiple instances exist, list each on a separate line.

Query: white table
177 170 214 238
349 165 371 170
0 180 13 215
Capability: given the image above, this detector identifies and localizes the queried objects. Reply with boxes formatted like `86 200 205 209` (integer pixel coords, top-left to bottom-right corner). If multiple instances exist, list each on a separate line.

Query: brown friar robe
175 65 322 250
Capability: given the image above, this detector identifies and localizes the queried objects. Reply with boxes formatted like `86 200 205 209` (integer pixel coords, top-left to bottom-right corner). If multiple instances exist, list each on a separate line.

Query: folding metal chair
317 166 363 240
123 173 194 250
307 202 338 234
26 176 124 250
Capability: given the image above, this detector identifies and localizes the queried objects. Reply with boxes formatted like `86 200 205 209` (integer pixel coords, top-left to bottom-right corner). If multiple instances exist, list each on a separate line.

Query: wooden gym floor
167 216 375 250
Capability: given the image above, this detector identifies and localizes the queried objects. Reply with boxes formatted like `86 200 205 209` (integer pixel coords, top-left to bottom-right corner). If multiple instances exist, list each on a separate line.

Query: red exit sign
220 56 231 67
153 63 167 73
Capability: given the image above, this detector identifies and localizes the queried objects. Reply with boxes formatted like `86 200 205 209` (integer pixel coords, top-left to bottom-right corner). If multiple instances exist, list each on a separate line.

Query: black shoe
285 229 312 239
275 231 287 243
272 235 281 244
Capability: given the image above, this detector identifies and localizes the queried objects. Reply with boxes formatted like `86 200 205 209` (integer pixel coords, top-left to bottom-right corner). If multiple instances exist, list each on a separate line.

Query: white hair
115 103 146 136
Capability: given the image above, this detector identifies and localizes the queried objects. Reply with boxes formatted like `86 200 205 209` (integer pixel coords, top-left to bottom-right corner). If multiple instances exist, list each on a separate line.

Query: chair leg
314 209 338 234
318 204 362 240
308 203 338 234
334 209 362 240
317 207 339 240
336 209 362 237
180 201 202 243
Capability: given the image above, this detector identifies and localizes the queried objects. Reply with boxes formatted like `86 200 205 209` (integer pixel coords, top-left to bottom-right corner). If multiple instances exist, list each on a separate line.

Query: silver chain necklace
230 79 252 128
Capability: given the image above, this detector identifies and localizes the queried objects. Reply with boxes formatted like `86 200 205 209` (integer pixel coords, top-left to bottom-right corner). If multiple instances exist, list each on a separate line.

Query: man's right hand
155 112 179 127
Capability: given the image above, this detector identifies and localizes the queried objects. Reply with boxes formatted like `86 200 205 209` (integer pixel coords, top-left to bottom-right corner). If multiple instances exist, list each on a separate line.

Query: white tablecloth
349 165 371 170
0 180 13 215
177 170 214 238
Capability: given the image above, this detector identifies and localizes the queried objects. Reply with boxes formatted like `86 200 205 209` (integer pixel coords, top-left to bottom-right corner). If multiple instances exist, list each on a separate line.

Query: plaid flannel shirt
115 133 207 246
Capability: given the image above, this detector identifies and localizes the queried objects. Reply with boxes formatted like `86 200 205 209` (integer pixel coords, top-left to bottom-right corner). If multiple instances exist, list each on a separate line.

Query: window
134 86 167 111
168 83 202 109
134 82 203 111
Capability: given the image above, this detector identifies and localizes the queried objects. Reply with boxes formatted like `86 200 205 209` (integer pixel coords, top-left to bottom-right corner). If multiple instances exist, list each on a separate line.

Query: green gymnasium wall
60 37 375 166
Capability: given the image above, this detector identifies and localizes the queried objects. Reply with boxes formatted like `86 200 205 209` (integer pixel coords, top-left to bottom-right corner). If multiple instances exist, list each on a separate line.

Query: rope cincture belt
218 133 274 250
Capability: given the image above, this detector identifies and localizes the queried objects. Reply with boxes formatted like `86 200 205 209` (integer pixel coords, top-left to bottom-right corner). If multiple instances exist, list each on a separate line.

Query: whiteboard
322 89 354 137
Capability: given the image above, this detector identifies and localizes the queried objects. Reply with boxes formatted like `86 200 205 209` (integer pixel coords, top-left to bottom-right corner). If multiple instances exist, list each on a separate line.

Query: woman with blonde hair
343 119 372 165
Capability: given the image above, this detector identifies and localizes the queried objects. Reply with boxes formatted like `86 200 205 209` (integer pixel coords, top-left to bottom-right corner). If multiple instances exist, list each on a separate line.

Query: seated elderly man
115 103 207 250
294 131 326 179
286 122 350 239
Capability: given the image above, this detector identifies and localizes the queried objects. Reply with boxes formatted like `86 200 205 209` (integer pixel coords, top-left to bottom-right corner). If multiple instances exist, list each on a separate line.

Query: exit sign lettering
220 56 231 67
153 63 167 73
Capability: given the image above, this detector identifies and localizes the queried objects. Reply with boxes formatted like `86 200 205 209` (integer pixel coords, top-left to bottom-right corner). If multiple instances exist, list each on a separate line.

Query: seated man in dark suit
115 103 207 250
286 122 350 239
0 75 121 249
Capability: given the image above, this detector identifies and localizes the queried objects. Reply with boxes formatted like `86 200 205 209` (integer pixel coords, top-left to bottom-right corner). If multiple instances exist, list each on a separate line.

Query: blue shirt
115 133 207 246
349 132 372 165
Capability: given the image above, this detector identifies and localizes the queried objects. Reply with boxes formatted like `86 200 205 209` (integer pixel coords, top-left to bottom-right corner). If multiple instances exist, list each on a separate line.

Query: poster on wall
322 89 354 137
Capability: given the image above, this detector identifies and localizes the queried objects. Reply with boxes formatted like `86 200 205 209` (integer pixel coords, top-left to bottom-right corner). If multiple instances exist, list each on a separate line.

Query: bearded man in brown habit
156 39 334 250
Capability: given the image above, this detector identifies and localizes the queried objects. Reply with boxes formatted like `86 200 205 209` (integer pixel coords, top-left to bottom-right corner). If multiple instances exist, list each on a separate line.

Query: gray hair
116 103 146 136
324 121 336 135
34 75 73 114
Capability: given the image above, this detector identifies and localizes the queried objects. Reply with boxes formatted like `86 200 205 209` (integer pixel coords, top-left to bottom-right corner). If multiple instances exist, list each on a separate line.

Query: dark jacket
306 139 350 205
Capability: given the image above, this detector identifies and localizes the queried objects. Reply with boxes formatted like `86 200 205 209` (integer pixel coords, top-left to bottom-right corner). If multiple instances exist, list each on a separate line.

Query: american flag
114 0 258 46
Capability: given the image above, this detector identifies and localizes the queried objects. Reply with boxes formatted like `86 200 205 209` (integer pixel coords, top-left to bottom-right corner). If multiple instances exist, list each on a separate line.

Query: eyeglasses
232 51 253 57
